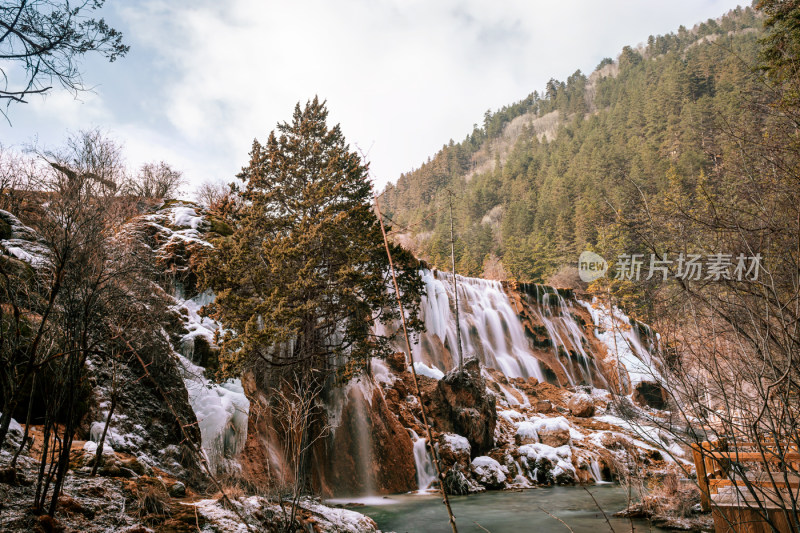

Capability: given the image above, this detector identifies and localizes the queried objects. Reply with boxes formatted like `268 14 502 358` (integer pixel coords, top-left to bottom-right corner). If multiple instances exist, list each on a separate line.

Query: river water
352 485 668 533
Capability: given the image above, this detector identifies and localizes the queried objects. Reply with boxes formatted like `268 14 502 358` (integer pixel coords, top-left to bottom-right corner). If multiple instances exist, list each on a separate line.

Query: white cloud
2 0 747 192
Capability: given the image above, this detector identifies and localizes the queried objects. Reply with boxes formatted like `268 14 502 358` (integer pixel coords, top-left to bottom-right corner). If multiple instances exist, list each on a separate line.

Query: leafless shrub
482 252 509 281
547 265 584 289
0 145 36 213
267 371 331 532
127 161 185 199
195 179 231 210
220 483 246 510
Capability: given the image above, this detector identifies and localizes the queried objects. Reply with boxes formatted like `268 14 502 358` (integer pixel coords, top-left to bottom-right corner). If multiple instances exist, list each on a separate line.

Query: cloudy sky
3 0 745 193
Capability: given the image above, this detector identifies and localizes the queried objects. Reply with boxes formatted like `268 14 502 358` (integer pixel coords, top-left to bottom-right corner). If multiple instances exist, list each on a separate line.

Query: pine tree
201 97 423 382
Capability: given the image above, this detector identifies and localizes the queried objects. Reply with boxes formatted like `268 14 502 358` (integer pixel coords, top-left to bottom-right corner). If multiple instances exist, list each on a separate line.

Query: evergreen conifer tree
201 97 423 383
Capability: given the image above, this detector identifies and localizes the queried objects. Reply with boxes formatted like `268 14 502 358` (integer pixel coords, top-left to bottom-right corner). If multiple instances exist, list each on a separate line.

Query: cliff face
322 382 417 496
0 206 205 481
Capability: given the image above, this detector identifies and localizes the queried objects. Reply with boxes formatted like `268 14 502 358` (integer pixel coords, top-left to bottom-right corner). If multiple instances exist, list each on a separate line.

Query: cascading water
589 458 609 484
578 298 664 394
414 270 546 381
409 269 613 387
408 429 436 491
326 378 379 497
520 284 607 388
351 385 377 496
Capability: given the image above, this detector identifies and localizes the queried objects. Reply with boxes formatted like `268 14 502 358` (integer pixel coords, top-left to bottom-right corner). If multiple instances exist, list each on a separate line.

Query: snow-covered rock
514 421 539 445
443 433 471 454
471 456 507 488
190 496 379 532
498 409 525 423
519 443 576 484
83 440 116 457
438 433 471 468
532 416 571 447
568 392 595 417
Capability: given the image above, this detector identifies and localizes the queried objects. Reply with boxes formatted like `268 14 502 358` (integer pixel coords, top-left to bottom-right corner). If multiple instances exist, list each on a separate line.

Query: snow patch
532 416 570 434
518 442 576 480
498 409 525 423
412 361 444 380
514 421 539 443
179 355 249 473
170 206 203 230
442 433 471 454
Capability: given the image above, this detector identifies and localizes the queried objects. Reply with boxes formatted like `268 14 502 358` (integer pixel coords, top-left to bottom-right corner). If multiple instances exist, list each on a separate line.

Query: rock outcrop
428 358 496 456
568 392 596 417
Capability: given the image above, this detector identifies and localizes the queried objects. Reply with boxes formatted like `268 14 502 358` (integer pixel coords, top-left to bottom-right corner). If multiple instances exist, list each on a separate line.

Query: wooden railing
691 439 800 532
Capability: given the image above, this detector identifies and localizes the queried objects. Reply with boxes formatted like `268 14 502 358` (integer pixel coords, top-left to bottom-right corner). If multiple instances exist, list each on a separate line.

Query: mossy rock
0 217 12 240
207 216 233 236
0 254 35 281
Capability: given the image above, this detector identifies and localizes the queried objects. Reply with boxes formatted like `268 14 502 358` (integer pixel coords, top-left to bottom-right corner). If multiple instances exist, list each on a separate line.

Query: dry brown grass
641 472 700 518
134 483 171 524
219 483 246 510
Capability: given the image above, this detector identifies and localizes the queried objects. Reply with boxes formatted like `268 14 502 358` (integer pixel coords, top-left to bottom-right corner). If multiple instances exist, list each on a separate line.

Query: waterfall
348 381 377 496
578 298 664 394
521 285 607 388
589 458 610 484
414 270 545 381
409 269 612 387
409 429 437 491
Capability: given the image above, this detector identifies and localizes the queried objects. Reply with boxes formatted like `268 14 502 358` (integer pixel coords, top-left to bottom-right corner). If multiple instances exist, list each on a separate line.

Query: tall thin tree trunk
448 192 464 375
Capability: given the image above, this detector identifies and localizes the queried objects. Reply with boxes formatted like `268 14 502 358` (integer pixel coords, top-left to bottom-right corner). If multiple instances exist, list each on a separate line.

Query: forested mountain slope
381 6 762 285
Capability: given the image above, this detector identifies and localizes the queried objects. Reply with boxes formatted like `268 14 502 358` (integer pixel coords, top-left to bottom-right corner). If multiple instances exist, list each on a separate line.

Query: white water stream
412 270 613 387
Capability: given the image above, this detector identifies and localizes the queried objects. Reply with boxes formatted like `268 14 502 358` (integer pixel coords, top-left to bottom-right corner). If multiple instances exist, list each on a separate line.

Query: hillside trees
381 6 763 285
126 161 185 199
597 2 800 527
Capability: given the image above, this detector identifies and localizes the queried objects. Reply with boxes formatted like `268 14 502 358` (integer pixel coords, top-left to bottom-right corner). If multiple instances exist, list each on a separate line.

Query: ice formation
179 353 249 473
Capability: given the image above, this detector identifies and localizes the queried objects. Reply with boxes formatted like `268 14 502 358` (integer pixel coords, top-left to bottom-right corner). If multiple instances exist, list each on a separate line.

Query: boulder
600 432 631 451
518 443 576 485
514 421 539 445
534 400 552 413
568 393 595 418
169 481 186 498
437 433 471 468
471 456 507 489
430 358 496 456
443 463 483 495
533 417 571 447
